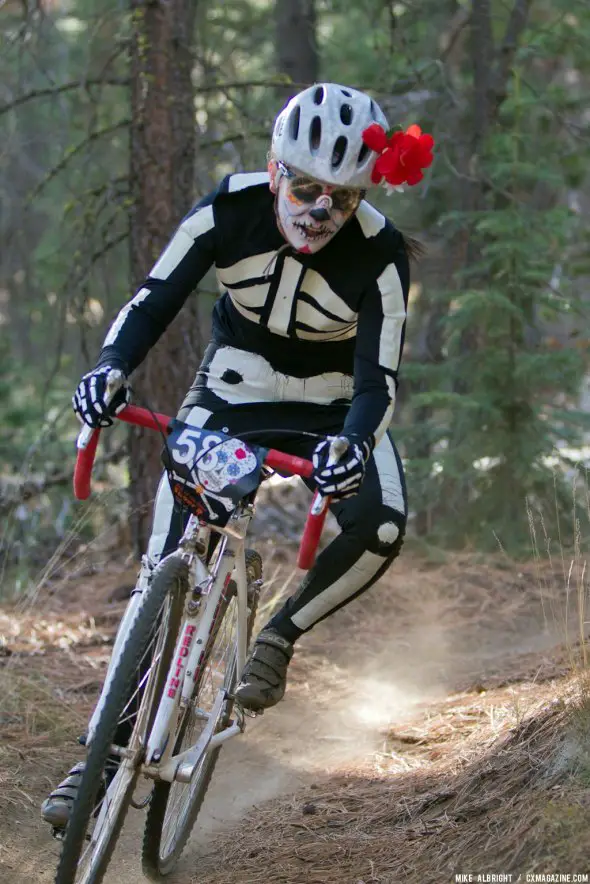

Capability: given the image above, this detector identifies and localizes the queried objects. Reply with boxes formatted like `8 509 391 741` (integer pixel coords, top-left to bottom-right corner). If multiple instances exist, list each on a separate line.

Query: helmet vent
340 103 353 125
369 98 378 119
313 86 325 105
341 88 352 97
332 136 348 169
357 142 370 166
289 105 301 141
309 116 322 153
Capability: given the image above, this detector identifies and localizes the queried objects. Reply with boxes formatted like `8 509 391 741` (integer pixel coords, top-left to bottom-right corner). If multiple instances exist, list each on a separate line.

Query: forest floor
1 541 590 884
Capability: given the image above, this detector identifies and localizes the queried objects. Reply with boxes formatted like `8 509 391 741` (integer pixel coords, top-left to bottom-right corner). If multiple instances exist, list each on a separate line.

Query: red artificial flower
361 122 389 154
361 123 434 188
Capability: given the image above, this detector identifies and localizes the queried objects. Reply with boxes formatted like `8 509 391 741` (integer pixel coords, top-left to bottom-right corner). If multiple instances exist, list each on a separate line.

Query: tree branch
492 0 534 108
2 75 435 124
195 76 431 99
470 0 495 150
439 6 471 62
0 444 127 512
71 229 130 291
198 130 268 149
27 120 130 202
0 78 129 117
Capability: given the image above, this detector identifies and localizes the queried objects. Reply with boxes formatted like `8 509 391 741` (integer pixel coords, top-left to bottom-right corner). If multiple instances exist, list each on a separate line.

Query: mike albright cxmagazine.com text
455 874 590 883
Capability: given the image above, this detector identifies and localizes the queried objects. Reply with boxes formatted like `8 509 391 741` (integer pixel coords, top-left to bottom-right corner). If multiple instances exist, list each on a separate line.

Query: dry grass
193 674 590 884
1 546 590 884
0 567 121 816
0 654 99 844
184 547 590 884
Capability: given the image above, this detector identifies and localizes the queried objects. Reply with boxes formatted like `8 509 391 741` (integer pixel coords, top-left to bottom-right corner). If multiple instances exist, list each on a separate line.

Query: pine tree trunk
128 0 200 556
275 0 318 101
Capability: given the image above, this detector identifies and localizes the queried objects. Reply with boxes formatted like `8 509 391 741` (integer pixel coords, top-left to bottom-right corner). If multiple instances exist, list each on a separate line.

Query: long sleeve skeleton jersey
98 172 410 446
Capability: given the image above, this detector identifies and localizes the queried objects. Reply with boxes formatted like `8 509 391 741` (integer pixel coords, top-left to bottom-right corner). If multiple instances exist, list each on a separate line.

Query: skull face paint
272 165 362 254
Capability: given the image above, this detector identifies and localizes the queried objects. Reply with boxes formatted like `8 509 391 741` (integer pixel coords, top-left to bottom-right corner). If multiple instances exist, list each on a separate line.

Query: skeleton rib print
96 172 410 446
218 253 357 340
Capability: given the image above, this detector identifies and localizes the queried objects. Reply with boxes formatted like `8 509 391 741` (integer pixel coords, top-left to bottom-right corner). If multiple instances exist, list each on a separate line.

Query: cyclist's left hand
312 435 370 500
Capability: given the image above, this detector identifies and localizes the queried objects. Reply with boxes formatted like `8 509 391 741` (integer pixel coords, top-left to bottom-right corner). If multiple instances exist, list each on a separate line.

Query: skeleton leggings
146 344 407 643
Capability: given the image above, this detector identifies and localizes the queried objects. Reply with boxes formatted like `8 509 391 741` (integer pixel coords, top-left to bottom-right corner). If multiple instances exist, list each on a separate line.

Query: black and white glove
312 435 372 501
72 365 131 428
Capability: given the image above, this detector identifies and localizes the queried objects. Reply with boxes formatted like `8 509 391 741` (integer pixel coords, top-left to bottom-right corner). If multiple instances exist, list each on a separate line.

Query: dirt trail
0 550 581 884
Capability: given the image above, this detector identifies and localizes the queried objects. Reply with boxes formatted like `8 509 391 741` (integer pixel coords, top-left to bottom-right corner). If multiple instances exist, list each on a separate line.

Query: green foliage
399 25 590 551
1 0 590 577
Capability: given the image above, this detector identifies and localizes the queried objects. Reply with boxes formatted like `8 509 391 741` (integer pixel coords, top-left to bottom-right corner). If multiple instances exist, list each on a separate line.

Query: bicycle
54 400 339 884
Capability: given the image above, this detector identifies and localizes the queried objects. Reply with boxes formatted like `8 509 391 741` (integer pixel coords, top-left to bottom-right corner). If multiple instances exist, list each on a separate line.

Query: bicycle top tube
73 404 328 569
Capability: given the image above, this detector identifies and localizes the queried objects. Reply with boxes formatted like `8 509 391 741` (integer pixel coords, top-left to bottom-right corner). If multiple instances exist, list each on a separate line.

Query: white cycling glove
72 366 130 428
312 436 372 501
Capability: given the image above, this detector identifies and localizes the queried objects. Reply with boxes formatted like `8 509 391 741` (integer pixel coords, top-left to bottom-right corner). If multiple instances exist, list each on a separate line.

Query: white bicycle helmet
271 83 389 189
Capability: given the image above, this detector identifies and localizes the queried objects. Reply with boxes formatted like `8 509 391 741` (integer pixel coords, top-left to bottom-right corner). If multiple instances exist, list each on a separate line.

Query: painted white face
273 167 362 254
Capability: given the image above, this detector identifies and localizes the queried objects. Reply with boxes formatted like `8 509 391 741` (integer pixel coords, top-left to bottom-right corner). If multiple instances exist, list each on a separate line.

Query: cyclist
42 83 433 827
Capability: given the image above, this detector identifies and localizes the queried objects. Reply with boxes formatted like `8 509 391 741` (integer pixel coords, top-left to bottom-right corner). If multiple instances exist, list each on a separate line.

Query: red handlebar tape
73 405 327 568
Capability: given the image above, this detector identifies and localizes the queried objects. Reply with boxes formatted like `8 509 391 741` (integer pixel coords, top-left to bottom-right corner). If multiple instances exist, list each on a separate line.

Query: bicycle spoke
118 604 167 727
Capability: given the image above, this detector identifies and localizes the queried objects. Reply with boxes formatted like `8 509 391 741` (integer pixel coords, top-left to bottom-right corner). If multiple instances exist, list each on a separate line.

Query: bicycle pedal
241 706 263 719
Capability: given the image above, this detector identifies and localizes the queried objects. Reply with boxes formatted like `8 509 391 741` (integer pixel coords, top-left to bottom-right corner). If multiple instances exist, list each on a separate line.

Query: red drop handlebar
73 405 327 570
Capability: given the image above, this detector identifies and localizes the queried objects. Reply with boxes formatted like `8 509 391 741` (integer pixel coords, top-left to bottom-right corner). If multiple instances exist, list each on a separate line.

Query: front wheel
142 549 263 880
54 556 188 884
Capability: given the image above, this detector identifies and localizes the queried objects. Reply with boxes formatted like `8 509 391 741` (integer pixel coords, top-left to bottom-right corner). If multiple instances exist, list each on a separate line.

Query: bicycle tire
142 549 263 880
54 556 188 884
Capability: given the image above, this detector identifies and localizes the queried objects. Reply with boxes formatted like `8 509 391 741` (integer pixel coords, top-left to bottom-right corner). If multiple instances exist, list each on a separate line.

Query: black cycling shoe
234 628 294 712
41 759 118 830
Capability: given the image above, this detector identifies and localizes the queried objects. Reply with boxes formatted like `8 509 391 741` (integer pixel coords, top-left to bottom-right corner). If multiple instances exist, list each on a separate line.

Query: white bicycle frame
77 375 338 794
87 501 256 788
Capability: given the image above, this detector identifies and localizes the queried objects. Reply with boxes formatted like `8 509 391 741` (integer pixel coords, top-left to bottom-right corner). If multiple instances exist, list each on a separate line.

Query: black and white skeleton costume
97 172 409 643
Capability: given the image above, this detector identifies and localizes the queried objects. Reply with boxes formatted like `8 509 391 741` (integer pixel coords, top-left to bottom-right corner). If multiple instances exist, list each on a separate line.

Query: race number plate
163 420 266 525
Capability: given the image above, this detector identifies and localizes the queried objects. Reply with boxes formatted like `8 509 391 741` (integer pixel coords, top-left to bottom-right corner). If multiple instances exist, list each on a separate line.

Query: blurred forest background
1 0 589 595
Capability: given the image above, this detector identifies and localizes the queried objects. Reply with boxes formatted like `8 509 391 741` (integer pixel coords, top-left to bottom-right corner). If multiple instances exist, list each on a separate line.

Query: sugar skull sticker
164 421 265 525
196 438 259 495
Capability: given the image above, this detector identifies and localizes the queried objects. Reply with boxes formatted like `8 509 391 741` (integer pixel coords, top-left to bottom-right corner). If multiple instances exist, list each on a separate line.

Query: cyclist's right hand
72 365 131 428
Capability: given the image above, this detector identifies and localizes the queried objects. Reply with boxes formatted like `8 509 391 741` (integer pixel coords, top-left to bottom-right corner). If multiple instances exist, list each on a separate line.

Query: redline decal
166 624 196 699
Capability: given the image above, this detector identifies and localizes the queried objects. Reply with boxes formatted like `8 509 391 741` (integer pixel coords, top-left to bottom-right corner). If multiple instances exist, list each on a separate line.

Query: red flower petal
405 124 422 139
362 123 388 153
387 131 404 149
375 147 397 175
405 169 424 186
379 148 406 186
